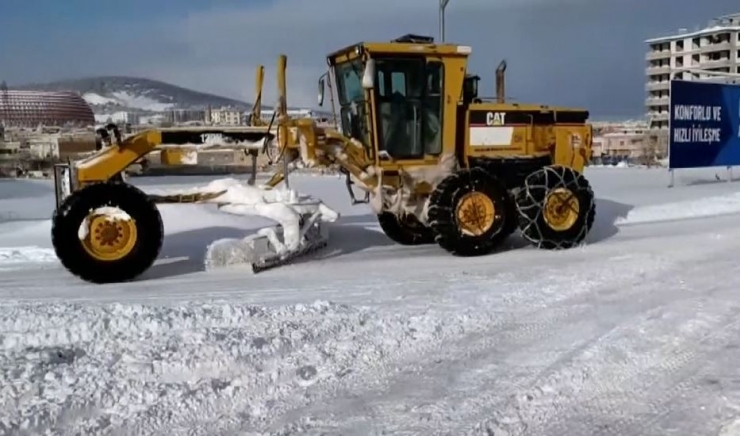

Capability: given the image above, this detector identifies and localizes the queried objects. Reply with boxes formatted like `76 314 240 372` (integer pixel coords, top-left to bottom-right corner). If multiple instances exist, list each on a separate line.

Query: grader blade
147 177 339 273
204 207 330 273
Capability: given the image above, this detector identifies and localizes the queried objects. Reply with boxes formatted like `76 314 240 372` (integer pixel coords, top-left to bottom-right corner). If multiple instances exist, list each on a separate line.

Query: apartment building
645 13 740 130
209 107 243 126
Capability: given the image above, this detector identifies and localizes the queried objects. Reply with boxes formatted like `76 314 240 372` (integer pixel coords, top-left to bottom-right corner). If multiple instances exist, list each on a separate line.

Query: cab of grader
317 33 595 256
49 33 596 284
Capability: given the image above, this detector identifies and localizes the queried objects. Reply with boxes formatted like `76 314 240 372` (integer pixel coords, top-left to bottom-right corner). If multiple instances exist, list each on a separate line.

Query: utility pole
439 0 450 42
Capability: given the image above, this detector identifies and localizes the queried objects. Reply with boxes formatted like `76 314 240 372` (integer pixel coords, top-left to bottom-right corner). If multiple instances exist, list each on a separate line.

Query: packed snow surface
4 168 740 434
0 247 57 269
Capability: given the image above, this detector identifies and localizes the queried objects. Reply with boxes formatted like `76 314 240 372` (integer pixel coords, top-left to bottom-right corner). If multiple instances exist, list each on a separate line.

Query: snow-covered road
3 167 740 435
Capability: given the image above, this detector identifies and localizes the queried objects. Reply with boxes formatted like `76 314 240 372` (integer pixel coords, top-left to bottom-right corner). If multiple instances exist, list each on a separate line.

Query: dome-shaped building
0 90 95 128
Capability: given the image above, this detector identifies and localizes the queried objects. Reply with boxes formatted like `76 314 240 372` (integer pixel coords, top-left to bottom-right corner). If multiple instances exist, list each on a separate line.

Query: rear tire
377 212 435 245
427 168 513 256
51 182 164 284
515 165 595 250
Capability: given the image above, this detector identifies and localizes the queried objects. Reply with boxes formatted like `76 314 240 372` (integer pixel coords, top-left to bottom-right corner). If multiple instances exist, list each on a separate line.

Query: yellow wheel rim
81 212 137 261
456 191 496 236
543 188 580 232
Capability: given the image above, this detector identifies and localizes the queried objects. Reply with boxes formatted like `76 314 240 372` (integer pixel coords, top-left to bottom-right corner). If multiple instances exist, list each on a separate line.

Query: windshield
334 59 371 147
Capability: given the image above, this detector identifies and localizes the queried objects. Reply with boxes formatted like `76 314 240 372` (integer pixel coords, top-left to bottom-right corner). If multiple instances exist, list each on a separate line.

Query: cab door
373 57 444 164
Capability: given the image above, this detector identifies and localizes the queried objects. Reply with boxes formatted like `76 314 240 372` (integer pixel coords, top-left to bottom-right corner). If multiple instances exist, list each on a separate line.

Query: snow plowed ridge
0 247 57 268
616 191 740 225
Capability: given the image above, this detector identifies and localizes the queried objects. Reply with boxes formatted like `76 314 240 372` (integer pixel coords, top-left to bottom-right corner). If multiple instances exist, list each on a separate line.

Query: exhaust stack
496 60 507 103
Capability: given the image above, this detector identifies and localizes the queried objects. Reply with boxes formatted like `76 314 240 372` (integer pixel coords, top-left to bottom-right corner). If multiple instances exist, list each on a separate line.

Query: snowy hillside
4 167 740 434
14 76 251 114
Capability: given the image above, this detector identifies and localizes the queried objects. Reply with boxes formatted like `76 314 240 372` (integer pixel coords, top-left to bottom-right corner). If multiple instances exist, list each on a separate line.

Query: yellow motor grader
51 34 595 284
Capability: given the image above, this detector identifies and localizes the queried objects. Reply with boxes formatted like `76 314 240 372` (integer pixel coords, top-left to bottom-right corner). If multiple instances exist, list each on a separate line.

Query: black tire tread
377 212 435 245
427 167 513 257
515 165 596 250
51 182 164 284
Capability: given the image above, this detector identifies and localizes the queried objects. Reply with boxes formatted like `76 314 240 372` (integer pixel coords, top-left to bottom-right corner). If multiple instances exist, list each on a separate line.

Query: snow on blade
149 178 339 252
616 191 740 225
158 137 267 151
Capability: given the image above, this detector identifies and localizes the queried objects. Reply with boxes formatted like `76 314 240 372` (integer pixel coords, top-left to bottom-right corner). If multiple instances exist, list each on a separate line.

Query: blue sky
1 0 738 119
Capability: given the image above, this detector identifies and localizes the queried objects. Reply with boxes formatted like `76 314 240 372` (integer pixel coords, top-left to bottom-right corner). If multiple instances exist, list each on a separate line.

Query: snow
4 167 740 433
180 150 198 165
77 207 133 241
617 190 740 225
0 246 57 269
81 93 117 106
82 91 174 112
110 91 174 112
148 178 339 256
158 137 266 151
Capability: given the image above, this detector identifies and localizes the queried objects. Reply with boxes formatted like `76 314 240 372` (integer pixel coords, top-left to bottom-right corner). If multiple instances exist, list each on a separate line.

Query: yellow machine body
319 35 592 198
51 34 597 284
61 34 592 214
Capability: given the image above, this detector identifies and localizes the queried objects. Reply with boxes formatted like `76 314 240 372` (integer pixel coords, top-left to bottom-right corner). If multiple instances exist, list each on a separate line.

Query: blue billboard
669 79 740 169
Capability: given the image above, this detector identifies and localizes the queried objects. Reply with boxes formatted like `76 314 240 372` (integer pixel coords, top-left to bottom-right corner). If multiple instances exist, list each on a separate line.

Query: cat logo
486 112 506 126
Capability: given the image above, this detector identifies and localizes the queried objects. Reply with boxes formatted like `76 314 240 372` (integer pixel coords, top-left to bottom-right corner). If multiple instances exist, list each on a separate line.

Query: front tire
377 212 435 245
51 182 164 284
427 168 513 256
515 165 595 250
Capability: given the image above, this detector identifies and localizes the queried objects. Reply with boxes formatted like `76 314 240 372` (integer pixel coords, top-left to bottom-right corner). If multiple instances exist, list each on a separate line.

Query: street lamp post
439 0 450 42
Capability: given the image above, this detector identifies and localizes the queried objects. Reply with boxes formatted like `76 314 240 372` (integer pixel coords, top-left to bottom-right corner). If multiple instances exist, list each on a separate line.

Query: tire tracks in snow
264 231 740 435
477 275 740 436
471 255 740 436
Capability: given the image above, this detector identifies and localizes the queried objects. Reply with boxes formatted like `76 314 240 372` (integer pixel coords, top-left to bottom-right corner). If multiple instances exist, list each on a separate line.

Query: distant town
1 11 739 178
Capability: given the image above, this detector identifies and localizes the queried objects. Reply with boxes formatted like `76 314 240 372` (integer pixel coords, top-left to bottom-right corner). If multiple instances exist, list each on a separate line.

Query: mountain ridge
11 76 269 114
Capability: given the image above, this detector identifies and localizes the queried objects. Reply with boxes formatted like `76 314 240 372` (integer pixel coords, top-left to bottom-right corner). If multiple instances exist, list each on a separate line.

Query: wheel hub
81 213 137 261
543 188 580 231
456 191 496 236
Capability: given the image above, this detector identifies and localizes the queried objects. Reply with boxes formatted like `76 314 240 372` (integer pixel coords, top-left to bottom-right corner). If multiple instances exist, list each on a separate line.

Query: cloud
3 0 739 117
123 0 595 108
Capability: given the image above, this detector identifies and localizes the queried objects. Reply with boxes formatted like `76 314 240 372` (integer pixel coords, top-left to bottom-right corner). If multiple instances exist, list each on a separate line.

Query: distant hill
13 76 259 114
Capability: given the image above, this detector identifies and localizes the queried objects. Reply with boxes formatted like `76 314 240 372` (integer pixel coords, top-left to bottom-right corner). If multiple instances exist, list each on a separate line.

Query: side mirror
362 58 375 89
318 75 326 106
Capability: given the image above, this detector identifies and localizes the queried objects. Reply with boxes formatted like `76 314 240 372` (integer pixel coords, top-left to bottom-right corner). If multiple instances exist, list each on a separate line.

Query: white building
209 107 243 126
94 111 141 126
26 135 60 159
645 13 740 130
246 108 333 124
